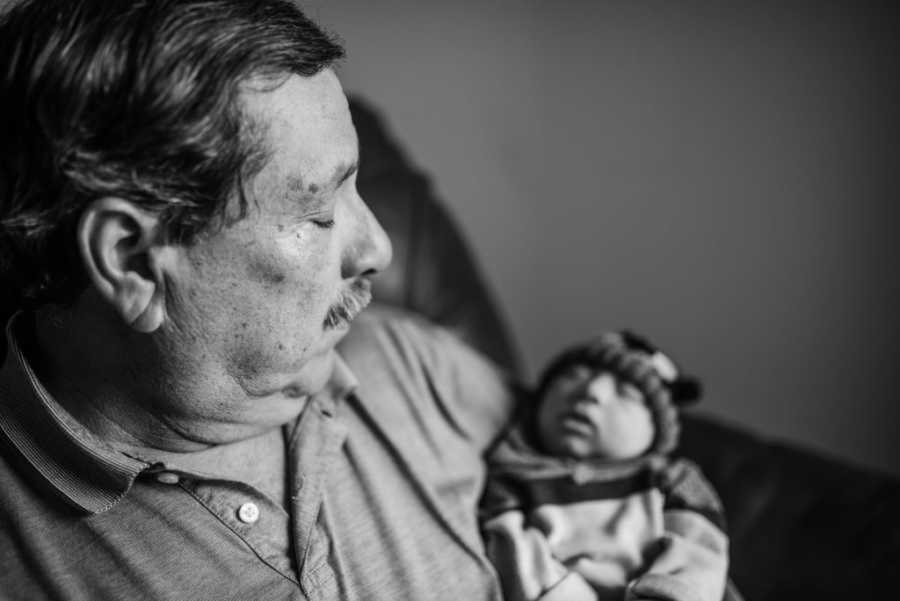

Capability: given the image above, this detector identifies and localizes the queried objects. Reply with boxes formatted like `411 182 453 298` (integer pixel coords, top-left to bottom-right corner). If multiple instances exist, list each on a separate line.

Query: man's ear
77 198 173 333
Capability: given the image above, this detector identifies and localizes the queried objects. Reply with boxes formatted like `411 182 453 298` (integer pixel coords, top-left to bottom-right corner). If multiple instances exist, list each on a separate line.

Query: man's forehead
243 70 357 194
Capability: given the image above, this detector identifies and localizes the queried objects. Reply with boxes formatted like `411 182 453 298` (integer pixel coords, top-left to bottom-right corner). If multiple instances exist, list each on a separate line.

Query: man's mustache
324 278 372 329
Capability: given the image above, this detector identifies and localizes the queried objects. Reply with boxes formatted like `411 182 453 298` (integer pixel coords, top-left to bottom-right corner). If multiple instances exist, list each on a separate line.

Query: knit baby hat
535 330 702 456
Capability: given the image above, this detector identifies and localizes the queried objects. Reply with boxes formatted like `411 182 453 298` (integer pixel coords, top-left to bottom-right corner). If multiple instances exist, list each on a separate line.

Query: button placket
287 396 349 587
181 479 297 583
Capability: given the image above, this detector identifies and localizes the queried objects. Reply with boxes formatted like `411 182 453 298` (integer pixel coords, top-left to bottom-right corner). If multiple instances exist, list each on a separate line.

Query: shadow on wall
309 0 900 475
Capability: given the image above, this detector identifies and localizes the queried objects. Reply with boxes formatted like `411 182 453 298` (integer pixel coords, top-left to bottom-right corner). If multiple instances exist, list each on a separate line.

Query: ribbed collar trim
0 311 358 514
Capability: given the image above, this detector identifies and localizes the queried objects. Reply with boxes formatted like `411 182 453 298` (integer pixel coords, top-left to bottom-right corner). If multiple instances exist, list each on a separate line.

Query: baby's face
536 366 655 460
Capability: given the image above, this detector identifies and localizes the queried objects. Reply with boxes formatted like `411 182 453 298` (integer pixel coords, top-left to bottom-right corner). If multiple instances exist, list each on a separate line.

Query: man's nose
341 192 393 279
585 373 616 406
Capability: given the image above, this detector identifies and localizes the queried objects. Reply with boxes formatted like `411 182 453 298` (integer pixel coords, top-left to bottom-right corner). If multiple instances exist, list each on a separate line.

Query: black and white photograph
1 1 897 600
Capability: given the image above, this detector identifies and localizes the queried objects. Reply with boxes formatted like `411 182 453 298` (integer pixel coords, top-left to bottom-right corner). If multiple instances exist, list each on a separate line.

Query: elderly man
0 1 517 599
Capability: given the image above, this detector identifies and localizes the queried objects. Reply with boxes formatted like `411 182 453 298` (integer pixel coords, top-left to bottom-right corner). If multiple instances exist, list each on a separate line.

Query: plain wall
313 1 900 474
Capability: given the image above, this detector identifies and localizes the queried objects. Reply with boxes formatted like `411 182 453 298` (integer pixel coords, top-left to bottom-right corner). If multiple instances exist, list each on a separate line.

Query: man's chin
238 348 336 401
281 349 336 397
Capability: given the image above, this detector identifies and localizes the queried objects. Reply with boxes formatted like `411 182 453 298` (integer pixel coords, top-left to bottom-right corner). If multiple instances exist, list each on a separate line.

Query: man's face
536 366 655 460
156 70 391 441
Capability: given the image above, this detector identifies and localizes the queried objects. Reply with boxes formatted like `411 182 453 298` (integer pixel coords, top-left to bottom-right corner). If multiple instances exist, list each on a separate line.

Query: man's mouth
323 278 372 330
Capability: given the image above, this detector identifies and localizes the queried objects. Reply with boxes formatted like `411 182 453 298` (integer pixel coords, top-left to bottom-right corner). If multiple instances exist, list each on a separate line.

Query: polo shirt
0 308 519 600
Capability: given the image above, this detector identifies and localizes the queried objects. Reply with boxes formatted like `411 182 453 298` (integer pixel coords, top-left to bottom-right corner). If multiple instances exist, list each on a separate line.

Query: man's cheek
227 325 312 380
246 252 290 288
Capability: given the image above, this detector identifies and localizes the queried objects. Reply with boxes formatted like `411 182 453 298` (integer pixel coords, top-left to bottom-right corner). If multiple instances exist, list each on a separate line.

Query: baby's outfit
481 425 728 601
480 331 730 601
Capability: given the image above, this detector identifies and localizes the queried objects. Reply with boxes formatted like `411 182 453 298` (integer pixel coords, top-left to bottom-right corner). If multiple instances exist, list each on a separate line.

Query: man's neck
25 300 245 452
21 305 291 505
115 427 291 508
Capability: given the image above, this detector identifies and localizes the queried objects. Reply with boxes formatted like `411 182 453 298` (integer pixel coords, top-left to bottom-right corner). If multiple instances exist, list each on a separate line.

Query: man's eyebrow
330 160 358 189
285 160 358 198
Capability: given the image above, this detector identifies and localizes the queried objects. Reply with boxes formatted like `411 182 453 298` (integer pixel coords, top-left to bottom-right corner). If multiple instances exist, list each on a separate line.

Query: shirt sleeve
407 309 525 452
482 509 598 601
627 459 729 601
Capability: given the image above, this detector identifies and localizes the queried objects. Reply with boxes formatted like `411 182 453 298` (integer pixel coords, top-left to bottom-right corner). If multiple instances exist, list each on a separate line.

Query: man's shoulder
339 304 461 376
339 305 519 451
339 304 512 394
340 304 429 348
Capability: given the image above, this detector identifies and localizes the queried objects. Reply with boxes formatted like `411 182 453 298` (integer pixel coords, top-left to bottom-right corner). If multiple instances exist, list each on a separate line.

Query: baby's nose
585 373 617 405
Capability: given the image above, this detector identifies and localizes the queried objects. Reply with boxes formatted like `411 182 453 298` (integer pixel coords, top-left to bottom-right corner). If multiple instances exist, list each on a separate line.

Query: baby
480 331 731 601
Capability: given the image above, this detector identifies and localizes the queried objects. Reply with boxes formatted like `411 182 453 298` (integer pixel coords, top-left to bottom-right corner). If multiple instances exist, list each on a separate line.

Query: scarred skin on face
26 70 392 453
146 70 392 445
536 365 655 460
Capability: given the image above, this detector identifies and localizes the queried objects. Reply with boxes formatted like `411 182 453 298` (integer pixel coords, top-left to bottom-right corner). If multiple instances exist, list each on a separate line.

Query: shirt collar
0 312 147 513
0 311 359 515
322 352 358 405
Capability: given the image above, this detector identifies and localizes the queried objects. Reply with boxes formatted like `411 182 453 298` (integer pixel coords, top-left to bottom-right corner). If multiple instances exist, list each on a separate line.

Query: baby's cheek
629 411 656 454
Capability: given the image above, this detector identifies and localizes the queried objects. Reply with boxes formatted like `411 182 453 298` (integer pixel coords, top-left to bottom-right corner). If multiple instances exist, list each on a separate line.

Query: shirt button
237 502 260 524
155 472 180 485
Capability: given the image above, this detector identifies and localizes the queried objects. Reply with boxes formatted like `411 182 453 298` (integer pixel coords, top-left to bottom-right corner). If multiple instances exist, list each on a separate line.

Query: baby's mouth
558 410 595 437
